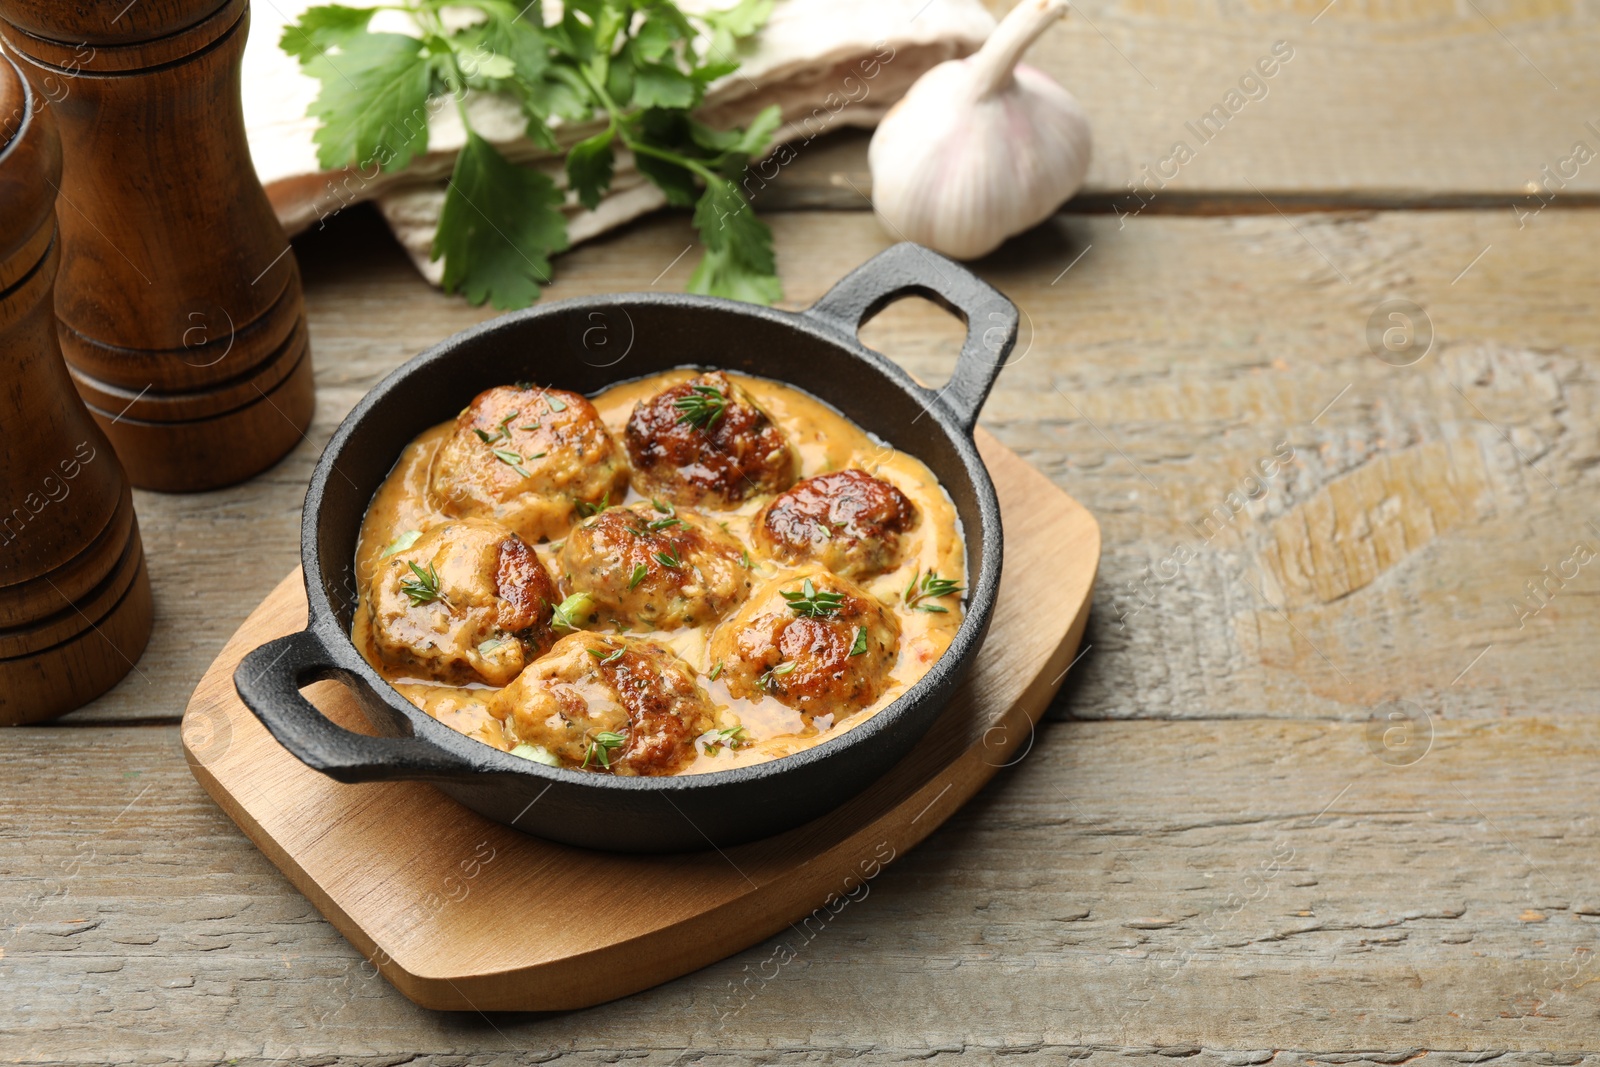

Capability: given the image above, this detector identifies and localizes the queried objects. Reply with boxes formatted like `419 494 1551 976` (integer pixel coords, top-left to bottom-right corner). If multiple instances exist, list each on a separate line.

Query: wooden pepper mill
0 52 153 724
0 0 314 491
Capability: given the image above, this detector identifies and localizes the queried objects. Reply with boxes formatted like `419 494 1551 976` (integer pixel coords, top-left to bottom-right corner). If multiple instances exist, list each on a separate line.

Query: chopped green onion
510 743 561 767
381 529 422 559
550 592 595 633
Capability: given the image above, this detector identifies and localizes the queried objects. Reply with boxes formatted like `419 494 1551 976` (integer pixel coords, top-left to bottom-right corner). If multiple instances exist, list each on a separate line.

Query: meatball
367 521 559 686
430 384 629 542
491 632 716 775
709 570 900 717
755 469 918 579
559 501 752 630
624 370 795 508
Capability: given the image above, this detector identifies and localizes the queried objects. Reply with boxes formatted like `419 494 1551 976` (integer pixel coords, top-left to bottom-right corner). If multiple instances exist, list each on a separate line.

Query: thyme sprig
903 569 963 613
399 561 444 606
583 730 627 769
673 383 728 430
781 577 844 618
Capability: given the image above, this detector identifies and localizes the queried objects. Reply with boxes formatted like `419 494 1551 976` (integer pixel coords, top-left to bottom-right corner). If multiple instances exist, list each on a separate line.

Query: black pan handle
803 242 1019 435
234 629 475 783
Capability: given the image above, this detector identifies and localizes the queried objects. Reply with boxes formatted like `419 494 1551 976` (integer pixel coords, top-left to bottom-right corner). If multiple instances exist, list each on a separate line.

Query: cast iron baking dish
234 242 1017 852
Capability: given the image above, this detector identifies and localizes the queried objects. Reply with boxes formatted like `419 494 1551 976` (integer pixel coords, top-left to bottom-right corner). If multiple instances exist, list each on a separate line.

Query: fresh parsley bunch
282 0 783 308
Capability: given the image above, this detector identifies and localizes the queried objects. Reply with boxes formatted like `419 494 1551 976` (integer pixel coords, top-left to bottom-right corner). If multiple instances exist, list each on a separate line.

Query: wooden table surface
7 0 1600 1060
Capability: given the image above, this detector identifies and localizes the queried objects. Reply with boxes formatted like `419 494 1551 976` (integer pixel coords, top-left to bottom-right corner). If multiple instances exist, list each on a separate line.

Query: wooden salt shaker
0 0 314 491
0 52 153 724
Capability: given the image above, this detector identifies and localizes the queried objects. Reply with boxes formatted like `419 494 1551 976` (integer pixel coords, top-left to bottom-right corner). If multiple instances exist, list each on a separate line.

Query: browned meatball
491 632 717 776
624 371 795 508
709 571 900 718
430 385 629 542
558 501 752 630
367 521 559 686
755 469 919 579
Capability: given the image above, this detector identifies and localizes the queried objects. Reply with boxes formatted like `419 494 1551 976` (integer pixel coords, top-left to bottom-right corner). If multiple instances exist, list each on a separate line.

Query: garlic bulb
868 0 1091 260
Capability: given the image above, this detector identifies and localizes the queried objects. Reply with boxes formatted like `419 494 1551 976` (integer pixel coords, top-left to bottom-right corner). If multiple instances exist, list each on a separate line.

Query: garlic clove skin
868 0 1092 261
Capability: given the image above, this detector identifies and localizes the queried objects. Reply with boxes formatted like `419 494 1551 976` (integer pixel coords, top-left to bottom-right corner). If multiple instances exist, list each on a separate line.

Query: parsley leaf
435 131 569 309
307 32 437 172
632 63 696 109
702 0 776 39
566 128 616 212
280 4 374 63
688 177 781 303
287 0 782 308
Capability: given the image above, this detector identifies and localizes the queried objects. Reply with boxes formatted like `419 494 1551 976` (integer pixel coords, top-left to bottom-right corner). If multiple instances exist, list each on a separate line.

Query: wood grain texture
0 0 315 491
5 715 1599 1057
1026 0 1600 202
599 0 1600 209
10 203 1598 1058
0 51 152 723
177 433 1095 1011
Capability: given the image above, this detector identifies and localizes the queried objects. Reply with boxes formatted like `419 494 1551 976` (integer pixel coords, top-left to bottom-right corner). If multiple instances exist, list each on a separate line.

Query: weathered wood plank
1028 0 1600 202
3 715 1598 1058
642 0 1600 207
62 205 1600 732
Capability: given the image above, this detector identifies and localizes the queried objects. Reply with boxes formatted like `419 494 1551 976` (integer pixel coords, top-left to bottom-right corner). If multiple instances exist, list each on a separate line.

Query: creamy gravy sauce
352 370 965 775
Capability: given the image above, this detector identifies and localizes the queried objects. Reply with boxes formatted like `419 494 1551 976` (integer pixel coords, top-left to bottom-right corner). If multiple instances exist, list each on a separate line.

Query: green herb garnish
781 577 844 618
587 644 625 665
472 411 521 446
648 517 684 531
708 661 724 681
759 660 797 690
478 635 507 654
583 730 628 769
651 498 674 515
550 592 595 633
399 561 443 606
381 529 422 559
281 0 781 309
673 384 728 430
510 743 560 766
904 570 963 613
700 725 746 756
849 626 868 657
655 548 682 569
492 448 532 477
576 492 610 518
544 393 568 413
628 563 648 589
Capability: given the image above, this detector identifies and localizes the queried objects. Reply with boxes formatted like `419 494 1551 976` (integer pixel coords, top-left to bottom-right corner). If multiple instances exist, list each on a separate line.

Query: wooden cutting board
181 428 1098 1012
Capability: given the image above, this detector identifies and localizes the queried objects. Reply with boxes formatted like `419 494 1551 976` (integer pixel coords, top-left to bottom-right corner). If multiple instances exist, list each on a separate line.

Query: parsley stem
577 67 723 187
